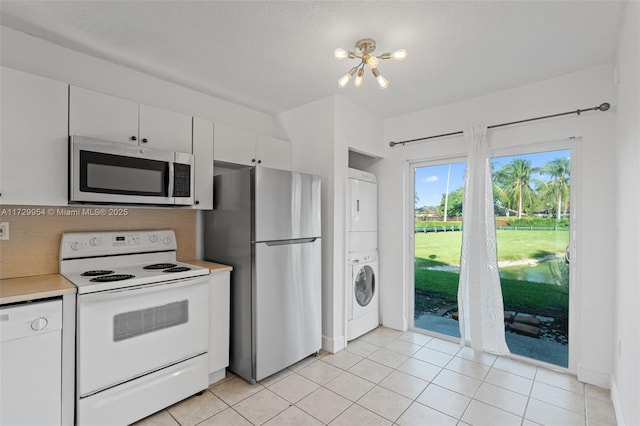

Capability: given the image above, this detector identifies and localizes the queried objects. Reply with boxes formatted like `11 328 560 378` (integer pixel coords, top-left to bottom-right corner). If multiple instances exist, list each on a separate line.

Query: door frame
489 137 580 372
405 137 580 373
408 154 467 341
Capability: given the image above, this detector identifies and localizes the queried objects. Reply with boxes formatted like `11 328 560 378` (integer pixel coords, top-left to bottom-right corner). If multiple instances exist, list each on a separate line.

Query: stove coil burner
143 263 177 270
81 270 115 277
163 266 191 273
89 274 136 282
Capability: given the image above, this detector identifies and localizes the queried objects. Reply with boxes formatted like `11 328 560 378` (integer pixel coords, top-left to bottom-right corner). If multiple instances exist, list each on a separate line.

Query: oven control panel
112 234 140 246
60 230 176 258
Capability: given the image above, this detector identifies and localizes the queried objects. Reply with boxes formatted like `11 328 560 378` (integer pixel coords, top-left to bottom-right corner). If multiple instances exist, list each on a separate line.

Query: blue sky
415 149 570 207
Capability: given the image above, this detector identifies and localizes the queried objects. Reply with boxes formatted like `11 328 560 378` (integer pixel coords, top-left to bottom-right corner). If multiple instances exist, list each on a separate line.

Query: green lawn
415 229 570 320
415 269 568 319
414 229 569 267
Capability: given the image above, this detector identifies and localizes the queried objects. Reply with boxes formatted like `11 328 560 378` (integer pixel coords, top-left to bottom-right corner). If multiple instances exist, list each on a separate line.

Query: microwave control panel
173 163 191 197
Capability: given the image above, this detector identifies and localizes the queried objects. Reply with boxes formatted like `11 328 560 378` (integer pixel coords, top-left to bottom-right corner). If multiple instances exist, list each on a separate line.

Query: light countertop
181 259 233 273
0 260 231 305
0 274 76 305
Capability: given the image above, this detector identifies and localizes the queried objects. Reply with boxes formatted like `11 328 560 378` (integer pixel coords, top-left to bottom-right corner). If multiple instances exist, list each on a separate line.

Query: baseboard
381 317 407 332
576 364 610 389
610 377 627 426
322 334 346 354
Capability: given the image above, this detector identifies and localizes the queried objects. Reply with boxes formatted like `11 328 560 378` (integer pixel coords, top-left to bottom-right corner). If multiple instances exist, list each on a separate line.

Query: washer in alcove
347 250 379 341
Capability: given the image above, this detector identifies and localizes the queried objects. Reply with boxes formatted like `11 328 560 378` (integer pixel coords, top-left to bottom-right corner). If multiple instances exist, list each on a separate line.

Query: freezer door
254 238 322 381
255 167 321 242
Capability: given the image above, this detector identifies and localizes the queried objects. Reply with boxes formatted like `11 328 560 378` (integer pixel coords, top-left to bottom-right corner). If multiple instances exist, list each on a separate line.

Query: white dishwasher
0 299 63 426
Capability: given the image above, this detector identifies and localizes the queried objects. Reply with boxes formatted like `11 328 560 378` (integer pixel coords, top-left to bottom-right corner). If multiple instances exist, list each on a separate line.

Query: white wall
376 65 617 386
336 97 384 158
279 96 383 352
612 2 640 425
278 97 342 351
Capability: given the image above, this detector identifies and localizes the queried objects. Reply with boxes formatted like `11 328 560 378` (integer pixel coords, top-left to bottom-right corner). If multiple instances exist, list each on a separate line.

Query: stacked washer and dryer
347 168 379 341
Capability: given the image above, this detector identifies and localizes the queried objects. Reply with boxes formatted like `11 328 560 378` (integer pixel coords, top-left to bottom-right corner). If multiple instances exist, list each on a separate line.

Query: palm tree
539 157 570 221
494 158 537 219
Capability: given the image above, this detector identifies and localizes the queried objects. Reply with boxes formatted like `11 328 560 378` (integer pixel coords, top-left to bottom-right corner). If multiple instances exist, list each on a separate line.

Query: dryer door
353 264 376 315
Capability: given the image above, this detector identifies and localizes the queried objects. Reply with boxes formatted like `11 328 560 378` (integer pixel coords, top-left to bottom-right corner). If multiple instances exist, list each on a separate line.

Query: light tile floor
135 326 617 426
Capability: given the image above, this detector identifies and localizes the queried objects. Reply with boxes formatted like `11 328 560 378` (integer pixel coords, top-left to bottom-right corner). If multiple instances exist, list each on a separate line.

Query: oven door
77 277 209 397
70 135 178 205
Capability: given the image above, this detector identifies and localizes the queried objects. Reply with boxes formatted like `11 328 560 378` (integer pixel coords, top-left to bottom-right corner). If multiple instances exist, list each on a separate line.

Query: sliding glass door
410 142 575 368
412 159 466 338
491 148 572 367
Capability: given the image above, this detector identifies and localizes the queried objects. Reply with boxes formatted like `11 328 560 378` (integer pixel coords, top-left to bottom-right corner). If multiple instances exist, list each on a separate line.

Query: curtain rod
388 102 611 147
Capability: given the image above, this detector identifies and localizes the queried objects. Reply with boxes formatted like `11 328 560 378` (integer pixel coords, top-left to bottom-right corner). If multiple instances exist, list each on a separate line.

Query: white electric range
60 229 210 426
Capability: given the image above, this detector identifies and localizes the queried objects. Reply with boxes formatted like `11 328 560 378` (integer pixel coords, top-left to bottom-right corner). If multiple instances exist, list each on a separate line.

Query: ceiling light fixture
335 38 407 90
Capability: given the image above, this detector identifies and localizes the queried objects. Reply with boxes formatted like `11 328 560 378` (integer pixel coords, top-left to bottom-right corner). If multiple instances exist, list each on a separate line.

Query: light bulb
391 48 408 60
365 55 379 69
334 48 349 60
354 68 365 87
337 66 358 88
371 68 389 89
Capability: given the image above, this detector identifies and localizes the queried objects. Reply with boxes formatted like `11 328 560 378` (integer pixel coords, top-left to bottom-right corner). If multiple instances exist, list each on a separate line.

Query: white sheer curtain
457 124 509 354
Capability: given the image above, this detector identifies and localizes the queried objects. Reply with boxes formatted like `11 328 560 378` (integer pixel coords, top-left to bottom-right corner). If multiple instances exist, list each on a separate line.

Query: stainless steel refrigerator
204 167 322 383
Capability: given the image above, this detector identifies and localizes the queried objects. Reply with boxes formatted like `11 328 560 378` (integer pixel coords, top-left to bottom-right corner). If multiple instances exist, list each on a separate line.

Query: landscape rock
508 322 541 338
514 315 541 326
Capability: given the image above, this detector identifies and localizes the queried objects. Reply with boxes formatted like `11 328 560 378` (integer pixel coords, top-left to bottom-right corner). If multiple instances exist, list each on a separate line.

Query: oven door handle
78 276 209 304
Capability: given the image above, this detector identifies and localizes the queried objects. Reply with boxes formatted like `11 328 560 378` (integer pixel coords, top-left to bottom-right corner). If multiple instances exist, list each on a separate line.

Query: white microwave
69 136 194 206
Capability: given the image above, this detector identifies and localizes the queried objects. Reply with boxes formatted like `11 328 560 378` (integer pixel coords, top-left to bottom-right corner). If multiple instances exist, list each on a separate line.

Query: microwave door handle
168 162 174 199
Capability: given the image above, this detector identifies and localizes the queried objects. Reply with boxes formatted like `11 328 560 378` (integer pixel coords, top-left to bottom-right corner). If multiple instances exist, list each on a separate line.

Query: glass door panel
413 161 466 337
491 149 571 367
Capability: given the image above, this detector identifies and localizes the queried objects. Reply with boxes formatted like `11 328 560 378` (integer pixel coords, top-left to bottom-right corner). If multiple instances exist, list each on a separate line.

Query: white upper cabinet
255 135 291 171
69 86 139 145
0 67 69 206
213 124 256 166
213 123 291 170
192 117 214 209
70 86 192 153
138 104 192 153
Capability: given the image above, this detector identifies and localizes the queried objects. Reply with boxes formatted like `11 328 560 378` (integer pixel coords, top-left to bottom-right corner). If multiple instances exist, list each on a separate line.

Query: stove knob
149 234 158 243
31 317 48 331
89 237 100 247
163 237 172 245
71 241 82 251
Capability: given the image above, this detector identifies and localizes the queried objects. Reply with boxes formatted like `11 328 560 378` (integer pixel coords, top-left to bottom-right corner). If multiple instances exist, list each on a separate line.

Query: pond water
424 258 566 285
499 260 557 284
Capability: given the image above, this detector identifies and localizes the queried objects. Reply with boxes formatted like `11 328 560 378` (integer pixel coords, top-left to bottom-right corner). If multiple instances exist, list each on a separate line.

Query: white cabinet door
214 124 291 170
70 87 193 153
139 104 192 153
213 123 256 166
193 117 214 209
0 67 69 205
69 86 139 145
209 271 230 375
256 135 291 170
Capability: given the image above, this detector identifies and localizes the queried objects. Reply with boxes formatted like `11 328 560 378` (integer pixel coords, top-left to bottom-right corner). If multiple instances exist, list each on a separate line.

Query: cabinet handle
195 200 200 205
251 158 256 163
141 138 149 143
131 136 137 141
257 160 262 164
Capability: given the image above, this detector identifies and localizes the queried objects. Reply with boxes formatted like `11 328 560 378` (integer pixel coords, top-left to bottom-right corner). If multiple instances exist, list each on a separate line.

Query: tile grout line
184 328 610 426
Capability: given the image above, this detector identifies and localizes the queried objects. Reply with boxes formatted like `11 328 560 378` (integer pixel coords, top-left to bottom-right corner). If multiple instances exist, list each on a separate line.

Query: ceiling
0 1 626 119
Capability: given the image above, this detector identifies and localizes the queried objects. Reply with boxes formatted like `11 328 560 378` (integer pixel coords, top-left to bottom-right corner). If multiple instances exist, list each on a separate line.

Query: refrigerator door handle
263 238 318 246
